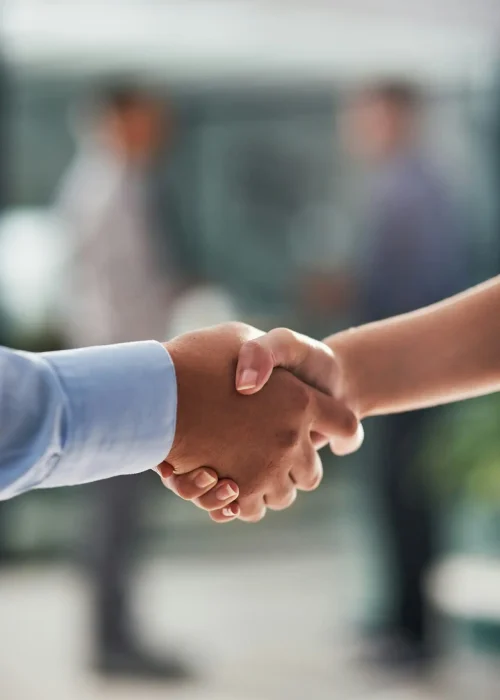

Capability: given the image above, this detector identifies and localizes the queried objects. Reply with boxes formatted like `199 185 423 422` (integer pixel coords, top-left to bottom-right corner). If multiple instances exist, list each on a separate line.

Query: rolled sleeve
41 341 177 488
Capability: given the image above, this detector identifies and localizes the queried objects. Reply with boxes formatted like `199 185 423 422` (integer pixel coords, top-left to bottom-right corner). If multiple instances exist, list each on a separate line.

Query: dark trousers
92 472 149 651
377 409 436 648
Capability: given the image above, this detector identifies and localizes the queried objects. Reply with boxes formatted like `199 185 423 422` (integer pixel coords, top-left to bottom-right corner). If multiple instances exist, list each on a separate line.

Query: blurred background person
2 2 500 698
54 84 194 680
344 82 470 670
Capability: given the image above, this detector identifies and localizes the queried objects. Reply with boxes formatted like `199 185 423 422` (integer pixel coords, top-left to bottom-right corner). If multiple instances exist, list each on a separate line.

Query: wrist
324 328 378 420
162 339 188 466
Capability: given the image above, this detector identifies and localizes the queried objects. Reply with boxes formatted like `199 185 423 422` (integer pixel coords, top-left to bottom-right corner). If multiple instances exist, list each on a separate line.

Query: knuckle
244 338 269 360
226 321 247 336
302 471 322 492
238 497 266 522
243 338 260 352
175 480 194 500
276 427 301 450
342 410 359 438
297 459 323 492
312 470 323 489
271 327 296 345
267 488 297 511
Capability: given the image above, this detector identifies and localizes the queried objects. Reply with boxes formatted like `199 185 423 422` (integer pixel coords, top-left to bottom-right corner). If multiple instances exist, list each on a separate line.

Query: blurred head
94 85 172 163
344 81 421 162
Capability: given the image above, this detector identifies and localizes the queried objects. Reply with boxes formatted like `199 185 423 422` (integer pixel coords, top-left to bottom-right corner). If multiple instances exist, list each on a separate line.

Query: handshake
158 322 364 524
155 277 500 521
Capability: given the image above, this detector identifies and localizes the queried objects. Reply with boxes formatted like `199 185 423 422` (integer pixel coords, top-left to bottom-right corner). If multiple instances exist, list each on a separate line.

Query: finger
194 479 239 511
290 448 324 492
264 486 297 511
237 495 267 523
236 328 339 396
155 462 174 480
330 421 365 456
209 503 241 523
311 391 360 448
163 467 218 500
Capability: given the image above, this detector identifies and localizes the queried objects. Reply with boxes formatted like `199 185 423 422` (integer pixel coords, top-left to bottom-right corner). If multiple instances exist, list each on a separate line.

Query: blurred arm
326 276 500 418
0 342 176 500
236 277 500 424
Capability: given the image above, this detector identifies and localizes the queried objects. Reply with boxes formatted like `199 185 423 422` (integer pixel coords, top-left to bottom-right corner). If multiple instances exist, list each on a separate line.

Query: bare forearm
325 277 500 418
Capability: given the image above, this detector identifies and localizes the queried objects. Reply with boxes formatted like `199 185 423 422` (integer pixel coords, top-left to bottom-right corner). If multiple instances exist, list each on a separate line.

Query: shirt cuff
41 341 177 487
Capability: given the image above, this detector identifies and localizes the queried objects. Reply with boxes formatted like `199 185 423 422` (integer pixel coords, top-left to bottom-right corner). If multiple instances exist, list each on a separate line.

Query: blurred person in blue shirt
343 82 469 670
55 84 197 680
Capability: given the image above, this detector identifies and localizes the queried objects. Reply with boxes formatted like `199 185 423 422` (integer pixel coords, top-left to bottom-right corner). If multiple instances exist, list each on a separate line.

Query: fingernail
237 369 258 390
216 483 237 501
223 505 238 517
194 471 217 489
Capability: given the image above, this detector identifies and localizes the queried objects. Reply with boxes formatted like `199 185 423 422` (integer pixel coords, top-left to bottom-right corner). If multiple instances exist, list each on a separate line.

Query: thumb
330 422 365 456
236 328 339 396
235 337 275 395
311 391 364 456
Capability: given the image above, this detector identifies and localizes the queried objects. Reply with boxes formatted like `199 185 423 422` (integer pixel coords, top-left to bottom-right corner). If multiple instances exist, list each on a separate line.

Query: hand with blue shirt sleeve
0 322 359 524
0 340 240 519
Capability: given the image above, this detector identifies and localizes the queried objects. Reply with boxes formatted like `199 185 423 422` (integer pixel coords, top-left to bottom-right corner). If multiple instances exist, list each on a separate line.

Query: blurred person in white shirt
55 84 195 680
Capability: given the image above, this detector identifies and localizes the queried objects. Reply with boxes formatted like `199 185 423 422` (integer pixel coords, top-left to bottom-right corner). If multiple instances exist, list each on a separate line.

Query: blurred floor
0 551 439 700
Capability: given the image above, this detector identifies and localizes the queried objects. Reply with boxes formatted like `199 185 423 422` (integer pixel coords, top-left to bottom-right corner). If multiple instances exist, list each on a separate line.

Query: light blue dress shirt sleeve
0 341 177 500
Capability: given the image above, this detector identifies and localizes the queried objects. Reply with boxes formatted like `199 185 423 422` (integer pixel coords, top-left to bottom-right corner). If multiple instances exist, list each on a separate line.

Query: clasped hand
157 323 363 523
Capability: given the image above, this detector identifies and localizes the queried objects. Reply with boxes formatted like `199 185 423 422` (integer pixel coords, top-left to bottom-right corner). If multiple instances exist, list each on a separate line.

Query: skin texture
235 276 500 421
164 323 359 522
